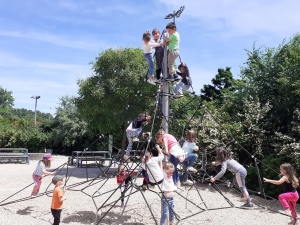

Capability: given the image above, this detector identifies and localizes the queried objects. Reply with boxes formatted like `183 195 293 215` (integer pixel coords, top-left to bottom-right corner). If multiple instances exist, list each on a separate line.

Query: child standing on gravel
210 147 253 209
264 163 299 225
31 153 56 196
51 175 67 225
160 162 177 225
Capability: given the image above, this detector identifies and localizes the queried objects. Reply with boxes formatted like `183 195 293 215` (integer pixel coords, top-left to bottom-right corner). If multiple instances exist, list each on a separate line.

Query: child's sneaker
133 137 139 142
187 167 197 172
173 75 181 81
182 180 194 185
175 94 184 98
240 202 254 209
288 219 299 225
278 209 291 216
123 155 131 162
120 202 124 208
165 76 174 81
148 184 155 189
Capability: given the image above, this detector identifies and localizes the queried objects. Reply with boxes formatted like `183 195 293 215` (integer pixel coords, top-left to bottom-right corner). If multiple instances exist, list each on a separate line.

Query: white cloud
159 0 300 38
0 30 107 51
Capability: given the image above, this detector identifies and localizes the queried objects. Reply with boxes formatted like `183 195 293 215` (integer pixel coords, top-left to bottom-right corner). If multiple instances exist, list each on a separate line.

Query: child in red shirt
117 165 137 207
51 175 67 225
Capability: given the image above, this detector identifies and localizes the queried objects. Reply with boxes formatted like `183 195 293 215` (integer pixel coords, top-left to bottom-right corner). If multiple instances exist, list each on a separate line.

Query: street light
164 5 185 22
31 95 41 125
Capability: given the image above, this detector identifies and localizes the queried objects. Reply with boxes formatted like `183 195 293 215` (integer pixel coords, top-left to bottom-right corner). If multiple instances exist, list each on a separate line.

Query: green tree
0 86 14 108
200 67 235 102
76 48 158 152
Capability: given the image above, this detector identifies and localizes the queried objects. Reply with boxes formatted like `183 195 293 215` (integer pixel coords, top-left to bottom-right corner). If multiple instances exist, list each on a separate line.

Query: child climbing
155 129 191 185
116 165 137 208
152 28 165 81
140 145 164 187
164 22 180 82
142 30 165 85
51 175 67 225
210 147 253 209
160 162 177 225
124 112 152 162
264 163 299 225
181 130 198 185
173 60 192 99
31 153 56 196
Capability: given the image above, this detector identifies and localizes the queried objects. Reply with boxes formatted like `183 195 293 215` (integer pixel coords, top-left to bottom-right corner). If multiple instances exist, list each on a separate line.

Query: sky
0 0 300 115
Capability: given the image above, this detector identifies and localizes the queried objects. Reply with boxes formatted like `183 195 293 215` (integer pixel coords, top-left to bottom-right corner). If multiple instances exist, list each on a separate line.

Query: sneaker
147 79 156 85
187 167 197 172
240 202 254 209
288 220 299 225
175 94 184 98
176 181 181 188
165 76 174 82
148 185 155 189
133 137 139 142
182 180 194 185
121 203 124 208
278 209 291 216
142 185 148 190
173 75 181 81
124 155 131 162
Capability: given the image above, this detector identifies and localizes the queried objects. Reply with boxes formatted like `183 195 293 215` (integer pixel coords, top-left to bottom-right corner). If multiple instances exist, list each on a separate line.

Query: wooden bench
71 151 112 168
0 148 30 164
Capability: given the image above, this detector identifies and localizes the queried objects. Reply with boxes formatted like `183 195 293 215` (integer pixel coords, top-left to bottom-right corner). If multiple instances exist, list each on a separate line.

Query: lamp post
31 95 41 125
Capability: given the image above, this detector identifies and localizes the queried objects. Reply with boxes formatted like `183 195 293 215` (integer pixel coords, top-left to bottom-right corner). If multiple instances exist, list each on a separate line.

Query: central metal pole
161 40 169 133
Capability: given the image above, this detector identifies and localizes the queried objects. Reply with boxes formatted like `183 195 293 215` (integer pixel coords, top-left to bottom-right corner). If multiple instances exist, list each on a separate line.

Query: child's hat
52 175 64 185
43 153 53 161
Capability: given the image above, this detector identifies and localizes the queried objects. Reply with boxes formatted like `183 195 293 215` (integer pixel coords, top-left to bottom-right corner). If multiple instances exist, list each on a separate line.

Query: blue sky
1 0 300 115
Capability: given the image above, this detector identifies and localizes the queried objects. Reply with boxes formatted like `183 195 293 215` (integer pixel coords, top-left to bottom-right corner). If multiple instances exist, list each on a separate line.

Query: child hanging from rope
142 30 165 85
31 153 56 196
210 147 254 209
116 165 137 208
124 112 152 162
173 60 192 99
139 145 164 189
160 162 177 225
181 130 198 185
155 129 190 186
264 163 299 225
164 22 180 82
152 28 165 81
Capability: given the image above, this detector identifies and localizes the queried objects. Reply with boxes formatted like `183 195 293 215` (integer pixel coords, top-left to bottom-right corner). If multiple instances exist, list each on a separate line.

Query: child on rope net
142 30 165 85
51 175 67 225
164 22 180 82
181 130 199 185
116 165 137 208
31 153 56 196
155 129 194 186
172 60 192 99
160 162 177 225
264 163 299 225
210 147 254 209
152 28 165 81
124 112 152 162
138 145 164 190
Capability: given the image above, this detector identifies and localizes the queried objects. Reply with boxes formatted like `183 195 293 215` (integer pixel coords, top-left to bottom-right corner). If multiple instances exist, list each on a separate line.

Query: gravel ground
0 155 297 225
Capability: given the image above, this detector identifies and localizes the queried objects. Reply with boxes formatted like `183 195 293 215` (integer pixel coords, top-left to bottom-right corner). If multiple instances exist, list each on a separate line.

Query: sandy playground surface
0 155 298 225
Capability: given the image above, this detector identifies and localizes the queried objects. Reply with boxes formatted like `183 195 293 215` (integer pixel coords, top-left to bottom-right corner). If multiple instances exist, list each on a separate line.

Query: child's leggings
278 191 299 221
32 174 42 195
120 176 132 203
234 167 250 203
126 128 142 156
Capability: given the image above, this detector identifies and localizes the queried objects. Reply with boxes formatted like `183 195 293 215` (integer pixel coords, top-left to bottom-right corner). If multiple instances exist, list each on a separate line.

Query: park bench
0 148 30 164
71 150 112 168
